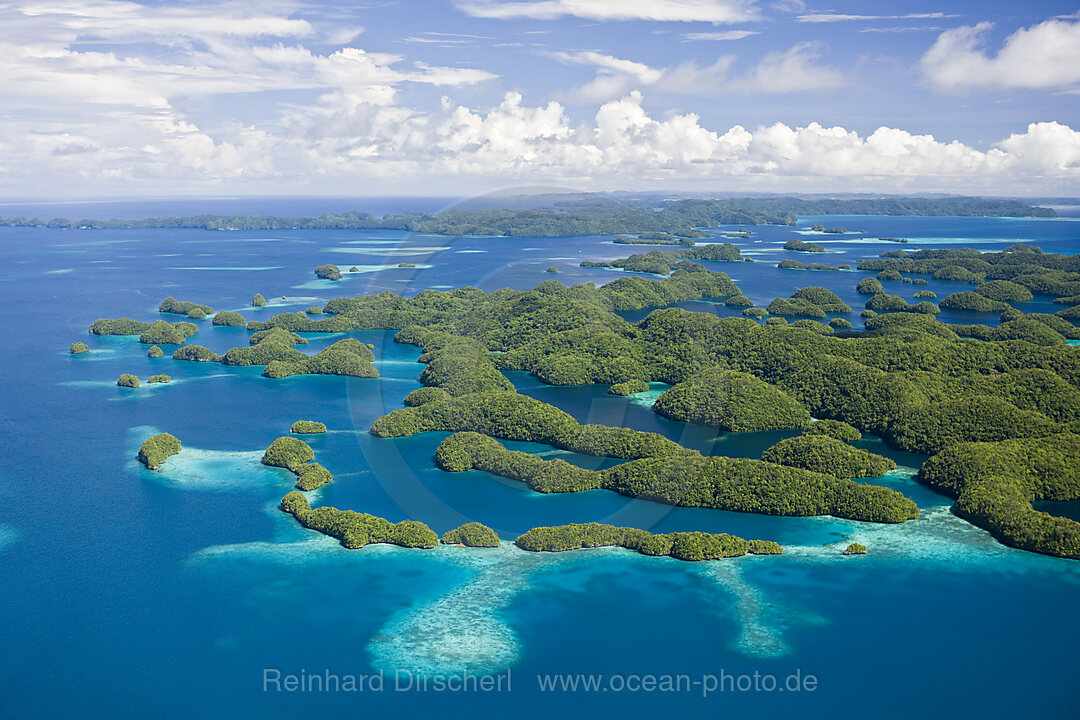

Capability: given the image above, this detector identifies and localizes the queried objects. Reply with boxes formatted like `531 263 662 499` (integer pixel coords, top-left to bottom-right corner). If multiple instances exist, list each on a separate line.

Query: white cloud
796 12 955 23
455 0 761 23
920 17 1080 92
733 41 845 92
10 84 1078 196
682 30 759 40
0 1 1076 196
546 50 733 102
547 42 846 102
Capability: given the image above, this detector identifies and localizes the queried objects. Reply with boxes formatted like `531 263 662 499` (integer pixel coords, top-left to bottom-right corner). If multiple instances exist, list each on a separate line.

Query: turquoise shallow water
1 210 1079 718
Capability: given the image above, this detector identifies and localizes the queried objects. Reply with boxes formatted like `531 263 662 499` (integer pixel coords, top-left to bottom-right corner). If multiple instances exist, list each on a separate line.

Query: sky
0 0 1078 199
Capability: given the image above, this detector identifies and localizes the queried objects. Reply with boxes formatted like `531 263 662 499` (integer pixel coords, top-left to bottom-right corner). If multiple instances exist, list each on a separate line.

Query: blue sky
1 0 1078 197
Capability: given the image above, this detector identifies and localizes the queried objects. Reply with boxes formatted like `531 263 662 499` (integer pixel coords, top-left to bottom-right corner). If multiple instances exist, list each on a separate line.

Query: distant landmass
0 196 1055 237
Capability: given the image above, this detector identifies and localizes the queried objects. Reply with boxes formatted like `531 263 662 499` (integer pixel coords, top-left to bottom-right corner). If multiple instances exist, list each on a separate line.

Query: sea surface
1 201 1079 718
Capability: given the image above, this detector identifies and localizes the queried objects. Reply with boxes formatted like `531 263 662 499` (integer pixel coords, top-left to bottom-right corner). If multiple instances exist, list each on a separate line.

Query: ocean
1 201 1078 718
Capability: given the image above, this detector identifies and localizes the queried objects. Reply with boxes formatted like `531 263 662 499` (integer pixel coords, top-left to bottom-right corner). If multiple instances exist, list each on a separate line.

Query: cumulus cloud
921 17 1080 92
733 41 845 92
4 83 1080 195
0 1 1076 196
455 0 761 23
0 0 497 193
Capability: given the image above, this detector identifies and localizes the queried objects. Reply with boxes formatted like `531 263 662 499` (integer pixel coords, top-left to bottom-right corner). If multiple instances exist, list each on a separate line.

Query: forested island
92 236 1080 559
514 523 782 560
6 196 1054 237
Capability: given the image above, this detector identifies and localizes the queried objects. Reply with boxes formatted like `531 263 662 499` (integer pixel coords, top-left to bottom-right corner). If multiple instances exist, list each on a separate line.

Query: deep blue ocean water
2 202 1080 718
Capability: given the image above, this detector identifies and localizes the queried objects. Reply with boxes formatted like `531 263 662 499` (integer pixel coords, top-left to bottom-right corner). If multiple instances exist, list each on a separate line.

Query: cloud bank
0 0 1076 197
921 17 1080 92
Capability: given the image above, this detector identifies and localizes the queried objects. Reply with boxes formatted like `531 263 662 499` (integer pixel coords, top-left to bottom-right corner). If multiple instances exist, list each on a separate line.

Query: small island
159 297 213 316
262 436 314 470
279 492 438 549
290 420 327 434
252 293 267 307
117 374 140 388
262 436 334 490
212 310 247 327
137 433 181 470
545 266 559 273
441 522 500 547
147 345 164 358
609 379 648 396
784 238 826 253
398 262 417 268
843 543 868 555
147 374 171 384
69 342 89 354
172 345 222 362
315 264 343 281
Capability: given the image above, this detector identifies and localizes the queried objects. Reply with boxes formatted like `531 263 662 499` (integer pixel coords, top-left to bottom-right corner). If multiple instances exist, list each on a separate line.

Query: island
290 420 327 434
147 374 171 384
261 436 334 490
778 259 844 271
137 432 181 470
262 436 314 470
424 429 918 523
69 342 89 354
81 237 1080 561
514 523 782 560
441 522 500 547
315 264 343 281
843 543 868 555
15 196 1054 236
117 374 140 388
608 379 648 396
147 345 164 358
580 242 745 275
761 435 896 479
279 492 438 549
652 367 811 432
784 239 826 253
172 345 222 362
253 293 267 307
89 317 198 345
159 297 213 316
803 420 861 442
212 310 247 327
